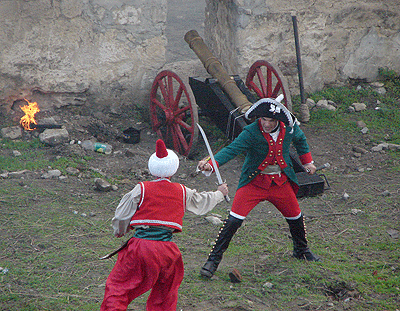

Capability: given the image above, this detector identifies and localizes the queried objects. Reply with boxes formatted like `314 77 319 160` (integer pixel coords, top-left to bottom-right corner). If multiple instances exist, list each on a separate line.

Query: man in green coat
198 96 320 279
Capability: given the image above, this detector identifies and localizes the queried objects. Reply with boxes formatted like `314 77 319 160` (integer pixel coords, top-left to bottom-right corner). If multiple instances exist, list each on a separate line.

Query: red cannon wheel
246 60 292 111
150 70 198 157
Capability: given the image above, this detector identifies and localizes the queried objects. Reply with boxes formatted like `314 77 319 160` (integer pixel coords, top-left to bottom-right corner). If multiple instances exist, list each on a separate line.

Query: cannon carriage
149 30 327 197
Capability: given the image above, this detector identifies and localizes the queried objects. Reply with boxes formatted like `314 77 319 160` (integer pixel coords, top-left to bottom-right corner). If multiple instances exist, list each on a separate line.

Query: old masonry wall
204 0 400 95
1 0 399 118
0 0 169 115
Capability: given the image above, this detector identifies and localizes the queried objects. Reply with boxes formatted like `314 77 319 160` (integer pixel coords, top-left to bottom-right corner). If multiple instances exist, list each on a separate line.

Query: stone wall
2 0 399 118
0 0 167 115
204 0 400 95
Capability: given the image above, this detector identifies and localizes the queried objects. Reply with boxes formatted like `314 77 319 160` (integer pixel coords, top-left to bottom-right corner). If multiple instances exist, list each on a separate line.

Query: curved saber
196 123 230 202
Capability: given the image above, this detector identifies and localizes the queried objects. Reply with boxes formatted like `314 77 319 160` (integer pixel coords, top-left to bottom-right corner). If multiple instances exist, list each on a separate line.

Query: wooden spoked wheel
245 60 292 111
150 70 198 157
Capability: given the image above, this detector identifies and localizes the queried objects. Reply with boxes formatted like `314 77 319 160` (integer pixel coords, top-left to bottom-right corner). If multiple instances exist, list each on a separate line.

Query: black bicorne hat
245 95 299 129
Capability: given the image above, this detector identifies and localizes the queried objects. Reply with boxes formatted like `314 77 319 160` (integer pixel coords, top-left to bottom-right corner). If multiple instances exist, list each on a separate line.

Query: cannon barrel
184 30 252 113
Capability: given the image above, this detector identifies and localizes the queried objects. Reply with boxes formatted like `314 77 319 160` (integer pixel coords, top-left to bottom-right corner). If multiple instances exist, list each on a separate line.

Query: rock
351 103 367 112
315 99 336 111
360 127 369 134
352 146 368 154
1 126 22 140
306 98 316 109
0 170 31 178
205 215 223 225
228 268 242 283
299 103 310 123
316 99 328 109
125 149 136 157
375 87 387 95
65 167 80 175
13 150 22 157
356 121 367 128
387 229 399 239
371 144 384 152
37 117 58 126
370 82 384 88
384 134 391 141
327 100 338 108
387 143 400 151
39 128 69 146
94 178 112 192
41 169 62 179
326 104 336 111
342 192 350 200
370 143 400 152
380 190 391 197
263 282 274 289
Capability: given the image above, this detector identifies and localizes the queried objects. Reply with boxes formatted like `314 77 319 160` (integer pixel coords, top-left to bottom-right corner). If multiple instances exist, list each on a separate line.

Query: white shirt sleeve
112 184 141 237
184 186 224 215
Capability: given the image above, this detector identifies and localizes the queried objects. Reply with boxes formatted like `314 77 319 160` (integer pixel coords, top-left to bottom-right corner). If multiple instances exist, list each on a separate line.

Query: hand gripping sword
196 123 230 202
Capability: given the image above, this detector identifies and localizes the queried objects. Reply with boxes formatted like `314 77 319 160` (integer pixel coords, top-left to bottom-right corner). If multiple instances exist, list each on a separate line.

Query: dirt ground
1 102 399 310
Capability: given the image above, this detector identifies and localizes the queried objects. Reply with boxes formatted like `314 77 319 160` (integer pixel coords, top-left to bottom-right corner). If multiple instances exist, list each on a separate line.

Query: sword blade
197 123 230 202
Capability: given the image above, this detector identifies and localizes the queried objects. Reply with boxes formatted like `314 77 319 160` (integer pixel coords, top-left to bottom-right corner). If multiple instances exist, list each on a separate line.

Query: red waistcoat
251 122 288 188
130 179 186 232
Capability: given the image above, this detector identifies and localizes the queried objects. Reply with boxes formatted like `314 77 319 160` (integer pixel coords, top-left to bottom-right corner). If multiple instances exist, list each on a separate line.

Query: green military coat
214 120 312 190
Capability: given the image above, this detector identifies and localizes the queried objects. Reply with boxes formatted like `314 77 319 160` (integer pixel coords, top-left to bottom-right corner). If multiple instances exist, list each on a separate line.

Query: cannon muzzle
184 30 252 113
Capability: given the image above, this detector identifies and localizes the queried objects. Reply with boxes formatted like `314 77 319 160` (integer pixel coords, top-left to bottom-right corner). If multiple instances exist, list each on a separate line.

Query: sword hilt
224 194 230 202
218 180 230 202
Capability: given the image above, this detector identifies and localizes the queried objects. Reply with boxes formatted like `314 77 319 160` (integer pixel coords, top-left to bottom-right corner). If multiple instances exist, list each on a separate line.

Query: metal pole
292 15 305 105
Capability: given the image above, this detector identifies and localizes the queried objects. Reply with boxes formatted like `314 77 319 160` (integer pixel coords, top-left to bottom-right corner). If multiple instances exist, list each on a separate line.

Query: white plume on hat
148 139 179 178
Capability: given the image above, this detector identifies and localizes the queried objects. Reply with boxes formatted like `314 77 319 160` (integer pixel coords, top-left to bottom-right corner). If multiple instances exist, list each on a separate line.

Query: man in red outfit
197 96 320 279
100 139 228 311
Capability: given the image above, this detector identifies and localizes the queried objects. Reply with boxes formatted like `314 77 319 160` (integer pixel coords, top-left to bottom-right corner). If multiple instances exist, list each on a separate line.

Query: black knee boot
200 215 243 278
286 214 320 261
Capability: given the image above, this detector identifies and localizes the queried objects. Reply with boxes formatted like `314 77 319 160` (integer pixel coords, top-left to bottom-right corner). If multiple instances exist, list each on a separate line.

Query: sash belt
260 165 282 175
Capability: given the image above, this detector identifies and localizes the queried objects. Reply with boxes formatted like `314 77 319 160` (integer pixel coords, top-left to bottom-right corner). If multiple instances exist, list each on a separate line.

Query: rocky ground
1 99 399 310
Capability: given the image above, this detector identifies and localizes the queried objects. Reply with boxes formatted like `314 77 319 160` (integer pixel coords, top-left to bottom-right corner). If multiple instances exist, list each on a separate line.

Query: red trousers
231 174 301 219
100 237 184 311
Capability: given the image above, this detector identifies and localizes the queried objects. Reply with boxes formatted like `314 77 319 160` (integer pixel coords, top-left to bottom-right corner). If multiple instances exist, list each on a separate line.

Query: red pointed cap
155 139 168 158
149 139 179 177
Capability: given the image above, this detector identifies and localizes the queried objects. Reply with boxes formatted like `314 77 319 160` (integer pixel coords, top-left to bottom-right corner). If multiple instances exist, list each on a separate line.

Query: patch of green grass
0 138 108 179
1 71 400 310
378 67 400 98
293 69 400 145
0 180 119 311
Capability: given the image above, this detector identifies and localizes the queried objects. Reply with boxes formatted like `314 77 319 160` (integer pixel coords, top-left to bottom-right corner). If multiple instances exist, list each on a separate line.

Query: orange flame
20 99 40 131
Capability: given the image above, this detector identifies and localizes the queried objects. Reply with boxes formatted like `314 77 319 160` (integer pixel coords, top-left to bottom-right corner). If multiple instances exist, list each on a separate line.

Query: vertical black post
292 15 305 105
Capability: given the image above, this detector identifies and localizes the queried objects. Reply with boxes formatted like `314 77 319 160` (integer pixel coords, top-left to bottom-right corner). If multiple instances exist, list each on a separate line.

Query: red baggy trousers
100 237 184 311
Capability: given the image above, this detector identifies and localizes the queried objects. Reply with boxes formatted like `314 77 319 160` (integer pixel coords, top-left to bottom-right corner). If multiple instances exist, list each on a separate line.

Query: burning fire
20 99 40 131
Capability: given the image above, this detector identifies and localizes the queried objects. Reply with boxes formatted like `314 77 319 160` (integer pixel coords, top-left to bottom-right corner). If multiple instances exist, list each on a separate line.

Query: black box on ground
296 172 326 198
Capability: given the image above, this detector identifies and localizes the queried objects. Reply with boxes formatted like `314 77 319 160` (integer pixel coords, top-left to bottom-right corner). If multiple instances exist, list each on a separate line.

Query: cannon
149 30 327 197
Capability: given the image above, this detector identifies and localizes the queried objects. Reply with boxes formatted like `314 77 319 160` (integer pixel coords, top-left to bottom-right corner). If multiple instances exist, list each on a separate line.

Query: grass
1 168 399 311
0 181 118 311
1 68 400 310
0 138 84 173
294 68 400 145
174 175 400 310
